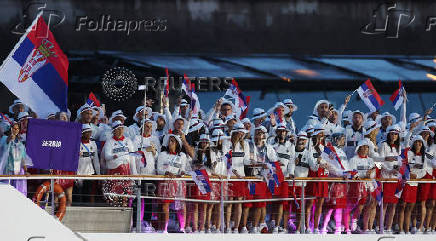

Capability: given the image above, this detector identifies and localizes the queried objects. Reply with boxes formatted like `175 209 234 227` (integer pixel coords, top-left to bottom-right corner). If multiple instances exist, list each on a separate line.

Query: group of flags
356 79 406 112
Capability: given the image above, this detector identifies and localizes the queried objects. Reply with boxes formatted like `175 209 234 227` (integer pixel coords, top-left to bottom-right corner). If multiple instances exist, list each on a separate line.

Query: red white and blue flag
225 79 250 119
356 79 385 112
389 80 405 111
182 74 192 97
395 148 410 198
87 92 101 107
263 162 280 194
224 150 233 178
0 13 68 118
374 180 383 205
190 83 200 115
321 143 345 170
190 169 212 194
248 181 256 195
274 107 284 124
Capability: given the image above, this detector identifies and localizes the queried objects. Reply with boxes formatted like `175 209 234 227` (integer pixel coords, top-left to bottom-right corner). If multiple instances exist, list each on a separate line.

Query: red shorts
244 182 268 208
53 170 76 189
417 174 432 202
210 181 223 201
328 183 348 209
383 183 399 204
158 180 186 203
401 184 417 203
432 169 436 200
348 182 368 205
229 181 246 198
265 182 288 206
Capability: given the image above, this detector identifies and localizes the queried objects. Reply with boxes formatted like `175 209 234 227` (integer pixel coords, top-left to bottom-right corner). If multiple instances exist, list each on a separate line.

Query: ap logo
361 3 415 38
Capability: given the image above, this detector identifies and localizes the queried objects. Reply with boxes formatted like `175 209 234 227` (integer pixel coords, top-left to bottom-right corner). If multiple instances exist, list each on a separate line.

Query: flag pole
140 85 147 150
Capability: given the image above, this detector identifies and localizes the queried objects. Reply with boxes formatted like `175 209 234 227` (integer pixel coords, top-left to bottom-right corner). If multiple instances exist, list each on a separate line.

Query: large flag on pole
0 13 69 118
389 80 405 111
356 79 385 112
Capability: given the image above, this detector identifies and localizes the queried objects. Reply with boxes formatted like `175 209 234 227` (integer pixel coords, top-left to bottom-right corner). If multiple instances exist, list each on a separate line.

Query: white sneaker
320 228 328 234
313 228 319 234
232 228 238 233
411 227 417 234
251 227 260 234
272 227 279 234
185 227 192 233
278 227 286 234
370 229 376 234
384 229 392 234
295 230 300 234
225 228 231 233
351 220 358 231
305 228 312 234
259 223 268 233
240 227 249 234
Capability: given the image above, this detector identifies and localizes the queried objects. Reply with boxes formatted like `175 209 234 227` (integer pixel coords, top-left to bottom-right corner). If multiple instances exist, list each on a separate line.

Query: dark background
0 0 435 58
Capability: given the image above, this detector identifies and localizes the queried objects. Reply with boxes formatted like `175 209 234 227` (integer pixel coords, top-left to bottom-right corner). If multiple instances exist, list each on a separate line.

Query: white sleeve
103 140 114 161
128 141 138 175
156 153 167 175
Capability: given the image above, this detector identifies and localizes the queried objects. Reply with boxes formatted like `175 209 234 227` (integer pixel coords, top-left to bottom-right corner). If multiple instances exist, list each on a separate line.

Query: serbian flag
374 181 383 206
190 83 200 114
263 163 280 194
182 74 192 98
389 80 405 111
321 143 345 170
87 92 101 107
0 113 13 125
356 79 385 112
274 107 284 124
224 150 232 177
190 169 212 194
395 148 410 198
164 68 170 97
225 79 250 119
0 13 68 118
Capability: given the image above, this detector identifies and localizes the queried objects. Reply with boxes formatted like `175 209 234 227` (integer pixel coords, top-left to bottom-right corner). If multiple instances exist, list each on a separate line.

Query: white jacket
128 123 141 140
344 125 365 159
325 146 349 177
378 142 402 179
348 155 376 179
78 141 100 175
269 139 295 177
289 148 315 186
102 136 137 174
157 151 188 175
211 149 227 176
133 135 161 175
222 139 250 177
408 151 432 187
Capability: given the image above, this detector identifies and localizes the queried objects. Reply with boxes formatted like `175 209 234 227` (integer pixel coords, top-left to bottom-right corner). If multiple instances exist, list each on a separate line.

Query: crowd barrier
1 175 435 234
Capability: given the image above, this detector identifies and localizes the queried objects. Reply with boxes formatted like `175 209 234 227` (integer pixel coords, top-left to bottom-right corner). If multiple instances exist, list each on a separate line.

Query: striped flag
0 13 69 117
87 92 100 107
190 169 212 194
389 80 405 111
164 68 170 97
356 79 385 112
224 150 232 177
395 148 410 198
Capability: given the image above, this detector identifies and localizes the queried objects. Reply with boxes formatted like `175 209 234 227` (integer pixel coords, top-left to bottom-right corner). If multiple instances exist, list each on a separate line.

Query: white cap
251 108 267 120
17 112 31 121
283 98 298 111
110 110 127 123
82 124 92 133
111 120 125 131
364 120 381 136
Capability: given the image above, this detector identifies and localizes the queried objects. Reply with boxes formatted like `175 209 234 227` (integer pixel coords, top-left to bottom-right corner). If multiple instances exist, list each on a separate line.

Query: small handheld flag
356 79 385 112
395 148 410 198
389 80 405 111
87 92 101 107
190 169 212 194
